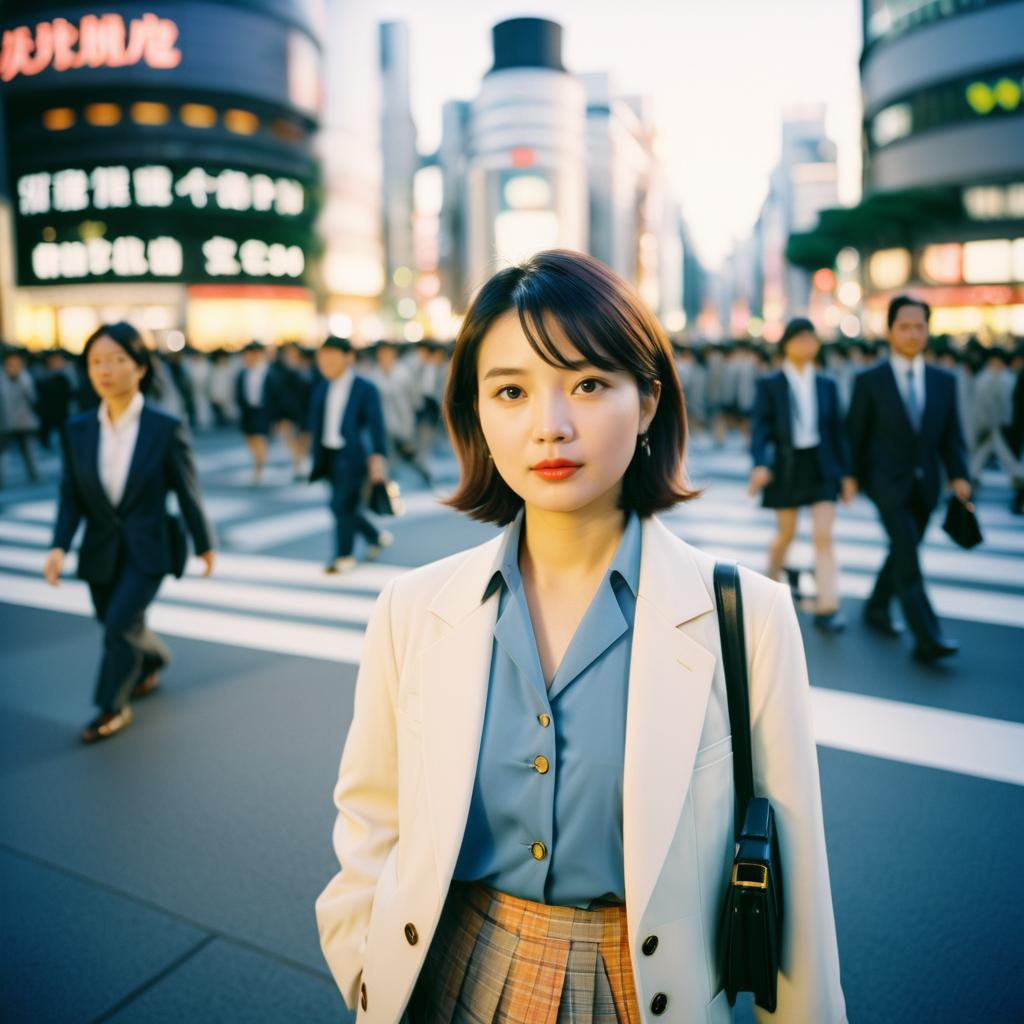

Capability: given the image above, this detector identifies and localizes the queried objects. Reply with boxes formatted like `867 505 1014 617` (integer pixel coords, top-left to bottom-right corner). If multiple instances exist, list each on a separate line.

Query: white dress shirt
243 362 268 408
322 370 354 450
782 360 820 449
98 392 145 507
890 353 925 413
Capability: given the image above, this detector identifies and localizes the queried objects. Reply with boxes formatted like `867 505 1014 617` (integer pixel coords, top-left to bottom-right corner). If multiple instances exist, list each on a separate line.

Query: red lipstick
531 458 581 481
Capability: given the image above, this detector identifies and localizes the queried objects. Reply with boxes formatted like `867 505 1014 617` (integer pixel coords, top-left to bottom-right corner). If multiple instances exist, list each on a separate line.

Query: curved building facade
0 0 323 349
464 18 587 298
859 0 1024 335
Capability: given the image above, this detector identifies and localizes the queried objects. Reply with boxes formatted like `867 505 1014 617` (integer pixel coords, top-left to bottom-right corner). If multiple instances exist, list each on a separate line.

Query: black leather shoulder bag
713 561 784 1013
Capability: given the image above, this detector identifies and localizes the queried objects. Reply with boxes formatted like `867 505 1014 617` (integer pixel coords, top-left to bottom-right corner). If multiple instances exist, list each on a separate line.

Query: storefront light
1012 239 1024 283
838 281 862 306
920 243 963 285
836 247 859 273
963 239 1013 283
403 322 424 342
869 248 911 289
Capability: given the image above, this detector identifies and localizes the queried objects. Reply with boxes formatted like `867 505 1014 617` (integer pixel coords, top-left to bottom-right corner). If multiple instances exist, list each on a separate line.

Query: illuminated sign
0 13 181 82
27 233 305 284
17 166 306 218
963 239 1014 283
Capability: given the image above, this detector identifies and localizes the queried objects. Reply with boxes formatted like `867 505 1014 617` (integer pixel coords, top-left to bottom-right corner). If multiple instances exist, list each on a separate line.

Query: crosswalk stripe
1 568 1018 787
0 572 365 663
811 687 1024 786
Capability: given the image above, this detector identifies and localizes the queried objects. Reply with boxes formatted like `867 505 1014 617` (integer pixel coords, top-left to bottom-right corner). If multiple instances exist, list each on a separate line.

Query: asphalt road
1 426 1021 1024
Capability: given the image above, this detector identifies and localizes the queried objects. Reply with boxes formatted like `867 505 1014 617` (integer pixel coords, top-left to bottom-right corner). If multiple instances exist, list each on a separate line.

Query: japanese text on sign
17 167 306 217
0 13 181 82
30 235 305 282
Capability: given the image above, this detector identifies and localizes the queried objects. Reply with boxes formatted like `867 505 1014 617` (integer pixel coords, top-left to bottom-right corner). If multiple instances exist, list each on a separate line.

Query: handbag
165 512 188 579
942 494 982 549
714 561 783 1013
367 479 404 517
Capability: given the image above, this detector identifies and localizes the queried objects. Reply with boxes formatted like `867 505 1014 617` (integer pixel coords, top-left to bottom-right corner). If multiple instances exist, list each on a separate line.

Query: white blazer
316 515 847 1023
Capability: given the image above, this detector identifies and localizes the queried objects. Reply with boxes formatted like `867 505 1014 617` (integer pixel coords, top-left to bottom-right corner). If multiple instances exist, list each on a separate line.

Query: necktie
904 370 921 431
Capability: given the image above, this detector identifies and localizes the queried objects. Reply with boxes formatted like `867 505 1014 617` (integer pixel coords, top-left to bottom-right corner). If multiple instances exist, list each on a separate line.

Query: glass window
180 104 217 128
85 104 122 127
131 102 171 126
224 109 259 135
42 108 75 131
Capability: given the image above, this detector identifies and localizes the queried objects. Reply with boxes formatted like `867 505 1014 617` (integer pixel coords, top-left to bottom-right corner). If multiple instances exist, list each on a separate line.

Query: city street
1 430 1021 1024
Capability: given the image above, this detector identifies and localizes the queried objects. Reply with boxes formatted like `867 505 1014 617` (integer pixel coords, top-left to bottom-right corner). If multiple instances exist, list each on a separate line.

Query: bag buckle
731 861 769 890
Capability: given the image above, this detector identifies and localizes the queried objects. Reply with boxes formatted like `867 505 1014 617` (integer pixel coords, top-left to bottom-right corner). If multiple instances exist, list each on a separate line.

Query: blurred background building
790 0 1024 341
0 0 325 350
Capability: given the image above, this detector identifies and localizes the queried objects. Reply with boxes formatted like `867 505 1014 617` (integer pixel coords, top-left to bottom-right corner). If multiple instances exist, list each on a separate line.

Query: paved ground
1 425 1021 1024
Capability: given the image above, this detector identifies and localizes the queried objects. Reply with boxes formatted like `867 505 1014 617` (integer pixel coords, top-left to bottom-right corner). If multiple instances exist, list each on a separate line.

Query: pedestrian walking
371 342 432 485
847 295 971 662
968 349 1024 494
0 346 41 485
749 318 855 633
235 341 278 485
35 349 76 449
274 343 314 481
316 251 846 1023
42 322 214 743
208 349 239 426
309 336 392 574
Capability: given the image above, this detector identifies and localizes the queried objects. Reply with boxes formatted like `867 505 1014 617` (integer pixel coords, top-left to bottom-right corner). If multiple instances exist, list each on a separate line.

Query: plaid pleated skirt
406 882 641 1024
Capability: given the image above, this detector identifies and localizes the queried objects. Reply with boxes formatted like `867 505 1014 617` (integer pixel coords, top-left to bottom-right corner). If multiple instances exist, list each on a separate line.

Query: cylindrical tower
464 18 587 300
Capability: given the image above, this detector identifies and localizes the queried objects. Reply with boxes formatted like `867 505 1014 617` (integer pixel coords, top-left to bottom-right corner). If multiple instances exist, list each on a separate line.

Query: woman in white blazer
316 251 847 1023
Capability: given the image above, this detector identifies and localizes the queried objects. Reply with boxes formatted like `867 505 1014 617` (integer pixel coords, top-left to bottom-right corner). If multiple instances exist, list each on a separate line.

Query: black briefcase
367 479 404 517
942 495 982 549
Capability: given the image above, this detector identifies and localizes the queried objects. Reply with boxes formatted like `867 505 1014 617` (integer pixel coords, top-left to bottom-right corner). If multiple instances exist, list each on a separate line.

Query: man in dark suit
847 296 971 661
309 336 390 574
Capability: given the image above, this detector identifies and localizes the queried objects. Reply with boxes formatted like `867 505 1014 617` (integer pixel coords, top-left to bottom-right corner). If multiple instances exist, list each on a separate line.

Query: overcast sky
368 0 864 269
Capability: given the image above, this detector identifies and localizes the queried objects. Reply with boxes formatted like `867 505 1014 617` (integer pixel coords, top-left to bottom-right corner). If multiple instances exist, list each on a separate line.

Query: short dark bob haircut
443 249 698 525
83 321 153 393
887 295 931 329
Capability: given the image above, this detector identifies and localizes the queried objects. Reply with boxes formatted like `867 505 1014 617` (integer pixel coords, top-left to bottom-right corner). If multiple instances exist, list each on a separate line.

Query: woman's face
476 311 659 517
87 336 145 401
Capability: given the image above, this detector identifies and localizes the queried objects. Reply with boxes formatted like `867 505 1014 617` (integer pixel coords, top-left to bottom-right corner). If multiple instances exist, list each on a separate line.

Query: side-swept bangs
443 249 698 524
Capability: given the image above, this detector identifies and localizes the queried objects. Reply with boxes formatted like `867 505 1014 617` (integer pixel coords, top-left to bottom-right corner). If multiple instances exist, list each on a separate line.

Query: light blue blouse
453 509 642 908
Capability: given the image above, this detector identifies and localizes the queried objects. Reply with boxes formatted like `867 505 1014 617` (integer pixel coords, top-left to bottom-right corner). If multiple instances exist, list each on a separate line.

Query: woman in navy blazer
748 318 855 632
43 323 215 744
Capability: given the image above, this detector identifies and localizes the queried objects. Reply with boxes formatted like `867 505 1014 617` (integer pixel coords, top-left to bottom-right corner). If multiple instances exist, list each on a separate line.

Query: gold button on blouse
533 755 550 774
531 841 547 860
538 713 551 728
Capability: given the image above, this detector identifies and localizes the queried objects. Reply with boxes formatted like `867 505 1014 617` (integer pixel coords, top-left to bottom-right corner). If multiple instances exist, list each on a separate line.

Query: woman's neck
106 390 138 424
519 498 626 591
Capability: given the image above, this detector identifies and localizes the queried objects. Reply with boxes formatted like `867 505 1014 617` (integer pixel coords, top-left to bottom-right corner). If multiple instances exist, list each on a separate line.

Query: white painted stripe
0 572 364 663
4 570 1019 786
0 521 52 545
811 687 1024 786
0 544 405 595
669 522 1024 587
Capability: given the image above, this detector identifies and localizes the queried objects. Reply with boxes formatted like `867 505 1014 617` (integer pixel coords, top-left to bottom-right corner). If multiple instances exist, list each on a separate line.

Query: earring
639 432 651 457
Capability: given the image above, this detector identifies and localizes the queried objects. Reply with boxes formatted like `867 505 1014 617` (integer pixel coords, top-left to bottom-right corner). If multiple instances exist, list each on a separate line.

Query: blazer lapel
118 407 157 510
420 533 505 892
624 517 717 937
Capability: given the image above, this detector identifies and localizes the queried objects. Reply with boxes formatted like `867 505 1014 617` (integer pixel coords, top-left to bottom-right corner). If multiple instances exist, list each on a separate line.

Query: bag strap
713 560 755 841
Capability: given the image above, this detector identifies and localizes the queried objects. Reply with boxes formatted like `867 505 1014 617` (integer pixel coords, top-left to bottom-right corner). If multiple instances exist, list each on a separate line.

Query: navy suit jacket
846 361 968 511
308 374 387 483
53 405 213 584
750 370 851 482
